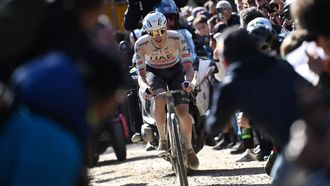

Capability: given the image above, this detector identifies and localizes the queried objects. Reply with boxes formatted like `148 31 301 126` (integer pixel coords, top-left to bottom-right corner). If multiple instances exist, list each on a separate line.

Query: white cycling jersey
133 30 192 73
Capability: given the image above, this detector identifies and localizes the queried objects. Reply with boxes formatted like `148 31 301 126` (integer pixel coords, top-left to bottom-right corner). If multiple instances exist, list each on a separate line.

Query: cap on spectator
216 1 232 10
187 7 207 23
192 7 207 17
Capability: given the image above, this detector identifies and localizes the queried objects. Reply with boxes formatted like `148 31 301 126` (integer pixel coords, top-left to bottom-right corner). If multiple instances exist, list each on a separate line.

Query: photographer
256 0 284 33
215 0 240 27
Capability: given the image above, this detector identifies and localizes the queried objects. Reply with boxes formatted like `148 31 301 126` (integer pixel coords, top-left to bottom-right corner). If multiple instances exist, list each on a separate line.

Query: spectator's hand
305 49 325 75
181 81 194 93
237 114 250 128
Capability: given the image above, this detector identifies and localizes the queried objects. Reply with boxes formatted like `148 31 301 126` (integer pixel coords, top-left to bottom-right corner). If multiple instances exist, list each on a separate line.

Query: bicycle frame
155 90 189 186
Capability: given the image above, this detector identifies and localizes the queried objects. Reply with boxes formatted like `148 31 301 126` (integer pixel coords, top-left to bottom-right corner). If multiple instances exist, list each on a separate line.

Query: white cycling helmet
246 17 272 32
142 11 167 32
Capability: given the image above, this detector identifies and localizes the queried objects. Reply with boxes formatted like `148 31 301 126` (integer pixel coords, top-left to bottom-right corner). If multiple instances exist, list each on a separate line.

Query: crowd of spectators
122 0 330 184
1 0 329 185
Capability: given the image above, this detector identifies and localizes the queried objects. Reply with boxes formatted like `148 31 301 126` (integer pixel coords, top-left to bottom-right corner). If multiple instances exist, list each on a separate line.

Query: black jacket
205 52 315 148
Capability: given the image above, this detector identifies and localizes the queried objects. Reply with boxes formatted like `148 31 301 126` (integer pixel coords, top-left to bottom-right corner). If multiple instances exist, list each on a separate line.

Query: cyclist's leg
166 63 192 150
175 103 193 150
169 64 199 169
175 103 200 169
145 70 167 146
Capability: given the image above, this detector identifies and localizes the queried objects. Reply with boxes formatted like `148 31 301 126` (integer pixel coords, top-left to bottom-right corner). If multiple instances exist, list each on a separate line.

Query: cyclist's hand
143 87 153 100
181 81 194 93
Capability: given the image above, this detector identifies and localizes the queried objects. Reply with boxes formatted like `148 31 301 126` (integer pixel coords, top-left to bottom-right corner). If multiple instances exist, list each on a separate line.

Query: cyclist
133 11 199 170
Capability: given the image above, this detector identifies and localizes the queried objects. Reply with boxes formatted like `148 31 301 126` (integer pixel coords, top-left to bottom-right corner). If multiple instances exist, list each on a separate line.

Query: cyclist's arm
183 63 194 82
133 41 149 91
178 34 194 82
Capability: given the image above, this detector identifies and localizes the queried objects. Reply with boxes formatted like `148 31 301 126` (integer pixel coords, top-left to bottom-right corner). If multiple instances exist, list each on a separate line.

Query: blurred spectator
247 17 276 53
255 0 283 33
210 23 227 51
0 0 125 185
192 15 212 58
272 0 330 184
234 0 244 12
280 29 309 58
206 26 316 168
244 0 257 8
204 0 217 16
279 0 294 35
0 0 47 82
0 0 47 83
207 15 218 33
187 6 209 26
215 0 240 27
239 6 265 29
90 14 117 50
123 0 188 31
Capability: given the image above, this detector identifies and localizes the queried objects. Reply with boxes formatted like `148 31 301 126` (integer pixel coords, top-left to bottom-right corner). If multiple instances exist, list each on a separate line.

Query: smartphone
217 7 224 20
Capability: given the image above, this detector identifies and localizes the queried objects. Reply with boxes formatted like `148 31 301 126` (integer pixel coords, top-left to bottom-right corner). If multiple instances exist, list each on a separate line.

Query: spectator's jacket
206 52 314 148
0 51 87 186
0 106 83 186
9 52 89 144
227 13 240 27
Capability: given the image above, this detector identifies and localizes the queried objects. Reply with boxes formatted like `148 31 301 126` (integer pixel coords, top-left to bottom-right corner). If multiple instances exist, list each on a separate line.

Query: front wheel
168 113 189 186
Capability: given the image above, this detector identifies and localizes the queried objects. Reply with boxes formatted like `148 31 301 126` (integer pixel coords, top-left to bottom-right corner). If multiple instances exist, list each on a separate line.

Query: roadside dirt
89 143 272 186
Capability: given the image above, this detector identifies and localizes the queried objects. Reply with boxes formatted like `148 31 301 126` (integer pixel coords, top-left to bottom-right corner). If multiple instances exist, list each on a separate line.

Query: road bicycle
153 89 189 186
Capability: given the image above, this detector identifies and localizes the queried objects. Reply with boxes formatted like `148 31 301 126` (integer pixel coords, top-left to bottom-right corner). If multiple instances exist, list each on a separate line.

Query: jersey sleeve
178 34 193 65
133 40 146 74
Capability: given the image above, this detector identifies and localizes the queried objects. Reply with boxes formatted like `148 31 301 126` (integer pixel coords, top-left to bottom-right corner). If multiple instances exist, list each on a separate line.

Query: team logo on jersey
150 54 175 63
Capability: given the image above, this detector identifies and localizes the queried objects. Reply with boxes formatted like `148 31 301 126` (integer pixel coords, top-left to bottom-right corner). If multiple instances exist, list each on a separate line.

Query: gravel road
89 143 272 186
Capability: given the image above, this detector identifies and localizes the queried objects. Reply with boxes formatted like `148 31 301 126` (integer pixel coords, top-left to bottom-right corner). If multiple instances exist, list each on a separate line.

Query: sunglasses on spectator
148 29 166 38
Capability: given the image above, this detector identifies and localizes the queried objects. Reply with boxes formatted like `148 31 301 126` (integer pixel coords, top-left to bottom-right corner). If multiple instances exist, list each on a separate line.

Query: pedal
158 151 170 162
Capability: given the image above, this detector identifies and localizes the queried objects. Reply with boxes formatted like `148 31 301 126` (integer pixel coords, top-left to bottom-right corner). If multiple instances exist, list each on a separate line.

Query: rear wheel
189 108 205 154
110 122 127 161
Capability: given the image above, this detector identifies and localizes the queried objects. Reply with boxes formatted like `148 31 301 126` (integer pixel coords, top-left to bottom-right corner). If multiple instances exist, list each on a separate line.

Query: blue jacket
0 106 83 186
9 52 89 143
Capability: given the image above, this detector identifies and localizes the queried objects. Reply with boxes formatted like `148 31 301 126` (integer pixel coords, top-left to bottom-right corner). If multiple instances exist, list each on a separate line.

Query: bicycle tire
168 113 189 186
110 121 127 161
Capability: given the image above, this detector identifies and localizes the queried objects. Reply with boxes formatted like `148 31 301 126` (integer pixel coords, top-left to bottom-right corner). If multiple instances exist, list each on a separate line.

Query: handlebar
151 89 185 97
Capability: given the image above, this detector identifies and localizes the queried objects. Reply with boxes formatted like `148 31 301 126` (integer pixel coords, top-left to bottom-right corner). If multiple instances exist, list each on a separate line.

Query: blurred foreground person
0 48 124 186
272 0 330 185
0 0 125 185
205 26 317 177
